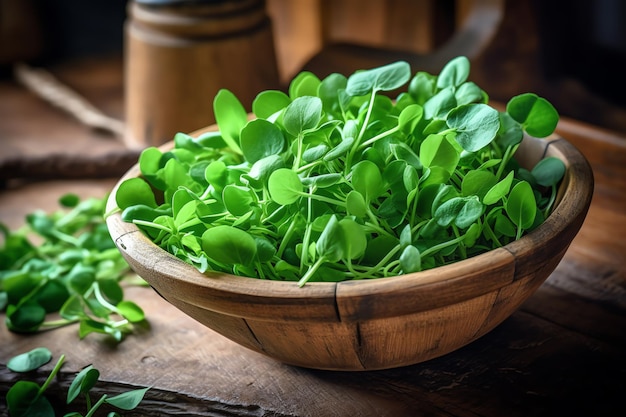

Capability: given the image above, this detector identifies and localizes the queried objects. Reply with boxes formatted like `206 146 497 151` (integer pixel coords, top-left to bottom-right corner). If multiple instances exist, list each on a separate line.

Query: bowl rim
106 127 594 322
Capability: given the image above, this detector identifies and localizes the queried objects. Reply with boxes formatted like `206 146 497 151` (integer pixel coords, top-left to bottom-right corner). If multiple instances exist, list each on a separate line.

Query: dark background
1 0 625 132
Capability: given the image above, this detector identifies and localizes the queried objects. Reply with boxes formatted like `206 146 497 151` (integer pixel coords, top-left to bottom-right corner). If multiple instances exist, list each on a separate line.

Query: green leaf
202 226 257 266
302 173 343 188
79 319 122 341
86 296 111 319
437 56 470 89
400 245 421 273
26 212 55 238
497 112 524 148
531 156 565 187
138 147 163 177
302 143 329 162
315 215 344 263
495 212 517 237
423 86 456 120
67 264 96 294
3 271 41 305
245 154 285 187
117 301 145 323
464 223 482 247
338 218 367 260
240 119 285 164
115 178 157 210
447 103 500 152
0 230 34 270
430 184 458 215
213 89 246 154
121 205 169 224
283 96 323 136
420 134 460 175
409 71 436 105
483 171 514 205
455 196 484 229
189 161 210 187
98 279 124 305
390 142 422 169
461 170 497 200
403 165 419 194
35 280 70 313
398 104 424 135
67 365 100 404
399 224 412 248
323 137 354 161
318 73 348 114
59 193 80 208
60 295 86 321
351 160 384 202
7 347 52 372
7 380 54 417
506 93 559 137
223 185 255 216
288 71 321 99
204 160 228 191
364 235 399 265
162 158 191 199
419 166 451 188
268 168 303 205
252 90 291 119
195 130 227 149
6 303 46 332
346 190 367 218
506 181 537 229
346 61 411 96
174 132 204 152
254 237 276 263
455 82 484 105
434 196 484 229
105 387 150 411
171 188 193 221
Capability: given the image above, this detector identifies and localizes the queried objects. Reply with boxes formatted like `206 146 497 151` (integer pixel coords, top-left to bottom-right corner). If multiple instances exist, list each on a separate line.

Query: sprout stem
38 354 65 397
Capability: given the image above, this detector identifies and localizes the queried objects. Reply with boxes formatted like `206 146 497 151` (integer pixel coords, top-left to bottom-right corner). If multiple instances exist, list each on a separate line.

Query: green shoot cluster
6 347 149 417
114 57 564 286
0 195 145 339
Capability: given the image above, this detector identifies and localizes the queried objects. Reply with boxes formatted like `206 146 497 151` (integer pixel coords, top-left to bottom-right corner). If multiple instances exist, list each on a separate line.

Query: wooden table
1 57 625 417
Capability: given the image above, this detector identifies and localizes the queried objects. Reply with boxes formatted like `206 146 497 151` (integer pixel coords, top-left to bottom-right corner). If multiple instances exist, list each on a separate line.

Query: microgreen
115 56 564 286
5 348 149 417
7 347 53 373
0 194 145 340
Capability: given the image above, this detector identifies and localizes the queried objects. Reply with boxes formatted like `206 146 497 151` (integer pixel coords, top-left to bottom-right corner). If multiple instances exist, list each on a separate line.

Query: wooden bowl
106 130 593 371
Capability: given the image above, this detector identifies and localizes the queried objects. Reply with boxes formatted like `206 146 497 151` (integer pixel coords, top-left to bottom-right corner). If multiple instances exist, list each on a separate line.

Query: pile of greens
114 57 564 287
0 194 145 340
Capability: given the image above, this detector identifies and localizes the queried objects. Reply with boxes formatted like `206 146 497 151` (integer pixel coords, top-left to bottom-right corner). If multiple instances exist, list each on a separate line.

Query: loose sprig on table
0 194 145 340
6 347 149 417
114 56 565 286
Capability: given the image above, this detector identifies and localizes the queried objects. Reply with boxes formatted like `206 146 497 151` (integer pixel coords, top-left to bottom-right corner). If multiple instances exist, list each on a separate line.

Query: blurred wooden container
124 0 279 149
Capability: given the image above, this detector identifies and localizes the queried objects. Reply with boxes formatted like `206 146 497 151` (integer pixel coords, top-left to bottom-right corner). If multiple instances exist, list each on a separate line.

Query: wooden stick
13 63 126 138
